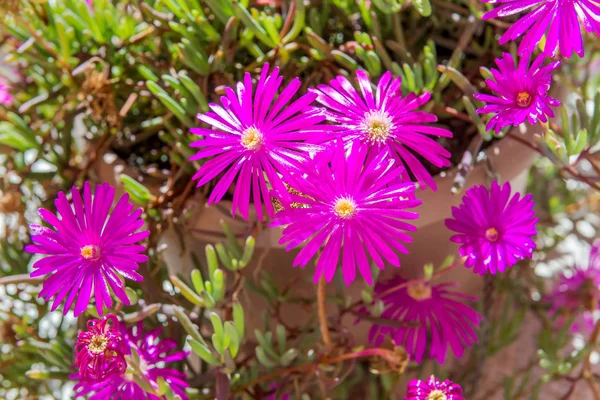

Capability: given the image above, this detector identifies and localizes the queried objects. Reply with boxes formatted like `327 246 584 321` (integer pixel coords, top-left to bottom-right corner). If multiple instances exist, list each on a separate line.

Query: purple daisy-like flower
548 242 600 334
405 375 464 400
474 52 560 134
26 182 149 317
361 277 482 364
190 63 326 221
481 0 600 58
76 321 189 400
444 181 538 275
75 314 127 384
272 143 421 285
0 77 13 106
311 70 453 190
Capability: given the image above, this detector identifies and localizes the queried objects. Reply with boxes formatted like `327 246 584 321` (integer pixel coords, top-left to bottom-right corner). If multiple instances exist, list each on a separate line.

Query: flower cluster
191 62 543 285
25 0 594 392
8 0 599 396
75 316 189 400
191 63 451 284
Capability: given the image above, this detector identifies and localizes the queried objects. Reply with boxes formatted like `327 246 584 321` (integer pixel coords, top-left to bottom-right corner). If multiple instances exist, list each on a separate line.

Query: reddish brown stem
317 276 332 351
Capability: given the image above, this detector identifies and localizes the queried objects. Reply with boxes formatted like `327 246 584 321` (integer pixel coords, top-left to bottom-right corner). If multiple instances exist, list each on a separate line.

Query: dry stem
317 276 332 351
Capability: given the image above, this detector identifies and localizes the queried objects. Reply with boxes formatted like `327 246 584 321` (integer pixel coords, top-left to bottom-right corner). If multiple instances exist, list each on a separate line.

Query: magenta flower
474 52 560 134
0 77 13 106
75 314 127 383
26 182 149 317
190 63 326 221
311 70 453 190
445 181 538 275
361 277 482 364
405 375 464 400
76 321 189 400
272 143 421 285
548 242 600 334
481 0 600 58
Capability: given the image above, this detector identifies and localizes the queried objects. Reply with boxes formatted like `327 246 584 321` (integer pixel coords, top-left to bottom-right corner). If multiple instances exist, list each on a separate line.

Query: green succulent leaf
119 174 152 205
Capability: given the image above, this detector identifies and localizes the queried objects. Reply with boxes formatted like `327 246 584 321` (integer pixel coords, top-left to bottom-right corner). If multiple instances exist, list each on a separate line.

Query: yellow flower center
360 110 393 144
80 245 101 261
240 127 264 150
333 197 357 219
485 227 499 242
407 282 432 301
87 334 108 354
516 91 532 107
427 390 447 400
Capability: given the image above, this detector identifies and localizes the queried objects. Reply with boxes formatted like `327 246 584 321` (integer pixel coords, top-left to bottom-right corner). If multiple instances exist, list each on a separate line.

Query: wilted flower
190 63 326 221
26 182 149 316
272 143 421 285
76 321 189 399
76 314 126 383
474 52 560 134
405 375 464 400
481 0 600 58
0 77 13 106
548 242 600 334
311 70 452 190
445 181 538 275
361 277 482 364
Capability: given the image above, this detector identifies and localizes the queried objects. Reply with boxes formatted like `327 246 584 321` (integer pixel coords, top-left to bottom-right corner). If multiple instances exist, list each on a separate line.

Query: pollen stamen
516 91 532 108
240 127 264 150
485 227 499 242
360 110 394 144
407 282 432 301
333 197 357 219
427 390 447 400
87 334 109 354
80 245 101 261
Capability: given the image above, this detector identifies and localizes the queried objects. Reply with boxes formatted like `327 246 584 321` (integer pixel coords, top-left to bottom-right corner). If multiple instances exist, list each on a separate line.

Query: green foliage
170 241 236 307
254 325 299 368
537 319 590 382
120 174 153 205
